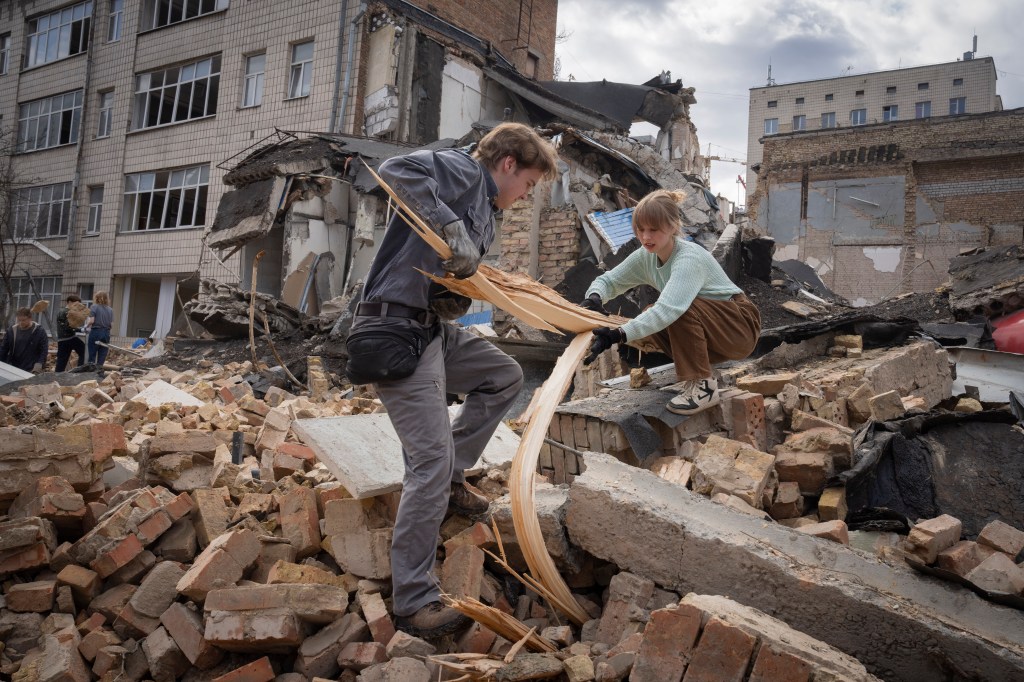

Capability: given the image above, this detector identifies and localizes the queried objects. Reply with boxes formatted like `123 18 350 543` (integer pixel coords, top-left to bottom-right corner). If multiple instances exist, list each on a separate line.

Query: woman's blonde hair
94 291 110 306
633 189 686 237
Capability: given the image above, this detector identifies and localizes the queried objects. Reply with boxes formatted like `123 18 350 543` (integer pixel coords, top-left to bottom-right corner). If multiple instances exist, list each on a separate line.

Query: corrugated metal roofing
587 208 636 253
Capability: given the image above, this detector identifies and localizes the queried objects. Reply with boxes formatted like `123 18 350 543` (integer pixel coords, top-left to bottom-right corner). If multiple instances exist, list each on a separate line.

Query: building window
953 78 963 86
9 277 63 331
886 86 896 94
792 115 806 131
795 97 804 105
915 101 931 119
883 105 898 122
949 97 966 115
242 53 265 108
97 91 114 138
12 183 73 238
821 112 836 128
108 0 123 41
855 89 864 96
524 53 539 79
763 118 778 135
288 41 314 99
133 55 221 130
825 93 833 102
77 283 94 304
141 0 229 32
850 108 867 126
122 164 210 231
17 91 84 153
25 2 92 68
0 33 10 75
918 82 929 90
767 100 777 108
87 186 104 235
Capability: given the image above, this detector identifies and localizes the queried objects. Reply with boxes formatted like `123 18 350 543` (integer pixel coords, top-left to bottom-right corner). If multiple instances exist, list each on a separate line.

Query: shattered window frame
132 55 221 130
87 186 104 235
820 112 836 129
97 90 114 138
763 118 778 135
949 97 966 116
792 115 806 131
883 104 898 122
11 182 74 239
850 108 867 126
16 90 84 153
242 52 265 108
287 41 314 99
24 1 92 69
915 101 931 119
122 164 210 232
140 0 229 32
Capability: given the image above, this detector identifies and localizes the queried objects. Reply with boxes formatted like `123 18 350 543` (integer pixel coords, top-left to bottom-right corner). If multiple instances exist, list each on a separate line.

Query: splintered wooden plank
509 332 592 625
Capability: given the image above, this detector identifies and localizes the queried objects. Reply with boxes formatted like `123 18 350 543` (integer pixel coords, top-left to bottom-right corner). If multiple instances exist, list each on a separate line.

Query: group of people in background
0 292 114 374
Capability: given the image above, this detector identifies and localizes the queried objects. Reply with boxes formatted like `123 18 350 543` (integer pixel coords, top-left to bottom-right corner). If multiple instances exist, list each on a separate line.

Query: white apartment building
746 57 1001 198
0 0 556 342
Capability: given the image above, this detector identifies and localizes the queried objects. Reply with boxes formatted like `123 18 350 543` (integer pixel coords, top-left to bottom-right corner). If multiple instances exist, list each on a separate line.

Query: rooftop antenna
964 32 978 61
766 60 776 87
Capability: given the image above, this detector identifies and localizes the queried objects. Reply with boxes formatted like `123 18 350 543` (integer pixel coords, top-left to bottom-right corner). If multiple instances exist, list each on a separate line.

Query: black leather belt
356 301 430 323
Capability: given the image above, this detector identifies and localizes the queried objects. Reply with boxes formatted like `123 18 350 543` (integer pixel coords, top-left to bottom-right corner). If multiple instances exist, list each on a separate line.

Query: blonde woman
86 291 114 367
582 189 761 415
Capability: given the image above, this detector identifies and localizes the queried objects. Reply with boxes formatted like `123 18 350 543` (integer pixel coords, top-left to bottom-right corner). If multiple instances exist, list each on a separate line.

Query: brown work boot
449 481 489 516
394 601 470 638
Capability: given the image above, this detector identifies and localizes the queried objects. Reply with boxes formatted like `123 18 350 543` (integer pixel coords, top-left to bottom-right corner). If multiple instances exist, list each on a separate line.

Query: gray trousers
370 320 523 616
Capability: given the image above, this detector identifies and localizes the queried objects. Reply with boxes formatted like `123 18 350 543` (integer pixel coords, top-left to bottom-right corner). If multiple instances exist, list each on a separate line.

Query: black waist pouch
345 319 434 384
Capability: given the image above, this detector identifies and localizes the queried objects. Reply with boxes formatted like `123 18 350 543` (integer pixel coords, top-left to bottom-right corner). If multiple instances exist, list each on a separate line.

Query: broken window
855 89 864 96
0 33 10 75
8 277 62 331
141 0 229 31
288 41 314 99
825 93 833 102
953 78 963 86
820 112 836 128
767 100 777 108
87 186 104 235
883 104 898 122
242 53 265 108
850 108 867 126
918 82 929 90
886 86 896 94
108 0 123 41
24 2 92 68
133 55 221 129
795 97 804 105
12 183 73 239
792 115 806 131
122 164 210 231
17 90 83 152
764 118 778 135
949 97 966 116
915 101 931 119
97 91 114 138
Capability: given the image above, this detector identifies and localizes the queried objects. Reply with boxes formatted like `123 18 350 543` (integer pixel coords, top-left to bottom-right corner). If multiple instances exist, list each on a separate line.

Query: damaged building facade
0 0 557 340
750 106 1024 305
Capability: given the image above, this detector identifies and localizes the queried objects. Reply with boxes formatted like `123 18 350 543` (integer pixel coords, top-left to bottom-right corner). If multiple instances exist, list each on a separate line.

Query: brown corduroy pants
648 294 761 381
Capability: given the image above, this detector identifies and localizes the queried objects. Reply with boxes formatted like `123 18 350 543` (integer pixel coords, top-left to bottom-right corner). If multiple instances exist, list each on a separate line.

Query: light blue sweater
586 237 742 341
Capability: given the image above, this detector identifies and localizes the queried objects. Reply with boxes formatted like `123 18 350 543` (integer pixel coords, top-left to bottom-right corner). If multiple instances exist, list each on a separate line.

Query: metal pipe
329 0 350 133
336 4 367 134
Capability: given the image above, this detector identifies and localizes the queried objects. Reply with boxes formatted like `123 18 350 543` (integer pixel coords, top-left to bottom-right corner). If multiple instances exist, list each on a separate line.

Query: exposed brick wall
403 0 557 80
537 208 579 285
498 203 533 275
752 108 1024 302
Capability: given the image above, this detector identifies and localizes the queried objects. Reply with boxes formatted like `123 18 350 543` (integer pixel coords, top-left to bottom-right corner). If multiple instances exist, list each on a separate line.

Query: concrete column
153 275 177 339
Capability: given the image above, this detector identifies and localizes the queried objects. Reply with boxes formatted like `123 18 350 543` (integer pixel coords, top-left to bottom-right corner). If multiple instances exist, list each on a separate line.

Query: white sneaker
666 378 720 415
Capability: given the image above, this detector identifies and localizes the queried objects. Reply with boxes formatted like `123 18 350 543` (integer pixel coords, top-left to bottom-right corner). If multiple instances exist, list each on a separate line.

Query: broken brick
684 616 756 682
294 612 368 679
160 602 225 670
797 520 850 545
965 553 1024 594
89 533 144 578
441 544 486 601
977 520 1024 558
142 625 191 682
358 591 396 644
176 528 261 601
213 656 276 682
6 580 58 612
773 450 833 494
192 487 231 548
56 564 101 607
630 603 702 682
817 486 847 522
907 514 962 564
337 641 387 671
279 485 322 559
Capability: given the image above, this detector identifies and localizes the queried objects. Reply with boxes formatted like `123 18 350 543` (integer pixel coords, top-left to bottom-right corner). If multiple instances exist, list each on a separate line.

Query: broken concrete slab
293 410 520 498
565 452 1024 681
132 380 206 408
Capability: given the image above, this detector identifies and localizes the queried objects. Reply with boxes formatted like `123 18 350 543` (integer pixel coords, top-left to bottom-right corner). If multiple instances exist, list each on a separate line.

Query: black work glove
584 326 624 365
579 293 608 315
440 220 482 279
429 292 472 321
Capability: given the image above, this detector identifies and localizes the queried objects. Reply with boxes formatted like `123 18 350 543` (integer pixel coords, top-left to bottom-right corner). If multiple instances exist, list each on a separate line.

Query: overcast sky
554 0 1024 206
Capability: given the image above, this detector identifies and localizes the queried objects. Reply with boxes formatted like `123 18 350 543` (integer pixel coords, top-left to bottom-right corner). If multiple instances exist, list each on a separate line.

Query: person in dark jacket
55 295 86 372
0 307 49 372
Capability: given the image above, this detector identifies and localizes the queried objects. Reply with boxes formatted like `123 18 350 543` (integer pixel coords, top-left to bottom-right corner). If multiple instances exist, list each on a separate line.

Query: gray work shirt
362 148 497 311
90 304 114 330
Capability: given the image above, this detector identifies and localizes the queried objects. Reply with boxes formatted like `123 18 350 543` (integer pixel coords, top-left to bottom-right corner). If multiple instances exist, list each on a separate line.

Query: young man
55 295 87 372
347 123 558 638
0 307 49 373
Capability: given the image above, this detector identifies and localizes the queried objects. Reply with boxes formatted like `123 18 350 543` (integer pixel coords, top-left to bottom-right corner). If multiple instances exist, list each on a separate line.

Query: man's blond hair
473 123 559 180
